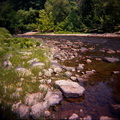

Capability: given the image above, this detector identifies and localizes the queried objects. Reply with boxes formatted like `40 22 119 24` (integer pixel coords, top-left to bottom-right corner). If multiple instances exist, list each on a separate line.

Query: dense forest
0 0 120 34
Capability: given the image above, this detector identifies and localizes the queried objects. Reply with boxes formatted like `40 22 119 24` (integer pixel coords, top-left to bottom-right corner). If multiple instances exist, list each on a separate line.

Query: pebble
69 113 79 120
86 59 92 63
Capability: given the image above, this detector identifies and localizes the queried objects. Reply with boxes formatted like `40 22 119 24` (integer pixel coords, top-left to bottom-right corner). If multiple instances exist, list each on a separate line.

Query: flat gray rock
31 62 45 68
55 80 85 98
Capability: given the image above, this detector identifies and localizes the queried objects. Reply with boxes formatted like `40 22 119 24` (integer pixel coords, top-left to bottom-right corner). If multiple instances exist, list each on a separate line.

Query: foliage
45 0 72 23
37 10 54 32
8 0 46 10
0 0 120 33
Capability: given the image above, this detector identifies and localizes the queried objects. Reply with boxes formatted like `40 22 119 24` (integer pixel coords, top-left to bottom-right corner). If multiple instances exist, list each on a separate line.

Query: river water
34 35 120 120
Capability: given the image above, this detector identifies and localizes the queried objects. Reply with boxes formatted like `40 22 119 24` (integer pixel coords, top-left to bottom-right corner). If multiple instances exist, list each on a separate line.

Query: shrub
0 27 12 38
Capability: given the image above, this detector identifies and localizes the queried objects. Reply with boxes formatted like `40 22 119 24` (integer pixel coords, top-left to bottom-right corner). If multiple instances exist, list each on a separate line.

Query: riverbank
18 32 120 38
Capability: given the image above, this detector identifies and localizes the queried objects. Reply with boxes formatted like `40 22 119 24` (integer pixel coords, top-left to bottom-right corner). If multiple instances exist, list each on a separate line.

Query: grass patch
0 27 50 104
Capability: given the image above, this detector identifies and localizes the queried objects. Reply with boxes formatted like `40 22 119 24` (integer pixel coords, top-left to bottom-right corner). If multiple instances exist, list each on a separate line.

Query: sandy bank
18 32 120 38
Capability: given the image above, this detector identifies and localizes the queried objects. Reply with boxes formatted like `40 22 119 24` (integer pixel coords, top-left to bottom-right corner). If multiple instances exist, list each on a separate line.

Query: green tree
45 0 72 23
8 0 46 10
36 10 54 32
0 1 15 33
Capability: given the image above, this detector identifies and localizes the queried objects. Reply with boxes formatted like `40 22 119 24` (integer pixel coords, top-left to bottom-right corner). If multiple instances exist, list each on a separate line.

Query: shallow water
42 35 120 120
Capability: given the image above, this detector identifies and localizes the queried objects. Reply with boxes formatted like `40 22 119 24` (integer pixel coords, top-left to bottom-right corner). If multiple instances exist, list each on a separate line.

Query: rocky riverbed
1 34 120 120
43 36 120 120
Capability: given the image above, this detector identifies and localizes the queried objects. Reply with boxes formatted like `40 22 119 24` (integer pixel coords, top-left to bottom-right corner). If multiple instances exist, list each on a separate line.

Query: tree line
0 0 120 34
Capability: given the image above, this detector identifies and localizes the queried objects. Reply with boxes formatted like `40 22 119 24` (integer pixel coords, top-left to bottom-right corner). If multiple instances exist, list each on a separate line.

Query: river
32 35 120 120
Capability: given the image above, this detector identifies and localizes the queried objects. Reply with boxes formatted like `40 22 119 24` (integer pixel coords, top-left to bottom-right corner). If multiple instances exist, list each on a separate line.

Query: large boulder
55 80 85 98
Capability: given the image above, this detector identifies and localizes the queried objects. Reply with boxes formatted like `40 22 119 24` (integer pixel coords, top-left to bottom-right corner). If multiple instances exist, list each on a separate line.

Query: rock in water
55 80 85 98
104 57 120 63
69 113 79 120
79 47 88 52
100 116 116 120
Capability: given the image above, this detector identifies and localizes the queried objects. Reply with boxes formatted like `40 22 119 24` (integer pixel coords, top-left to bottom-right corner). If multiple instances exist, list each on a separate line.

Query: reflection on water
52 77 120 120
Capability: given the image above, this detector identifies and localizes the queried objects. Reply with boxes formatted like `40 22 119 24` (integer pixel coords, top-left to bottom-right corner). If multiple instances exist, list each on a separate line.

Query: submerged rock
104 57 120 63
55 80 85 98
107 49 116 54
79 47 88 52
100 116 117 120
83 115 92 120
111 104 120 114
